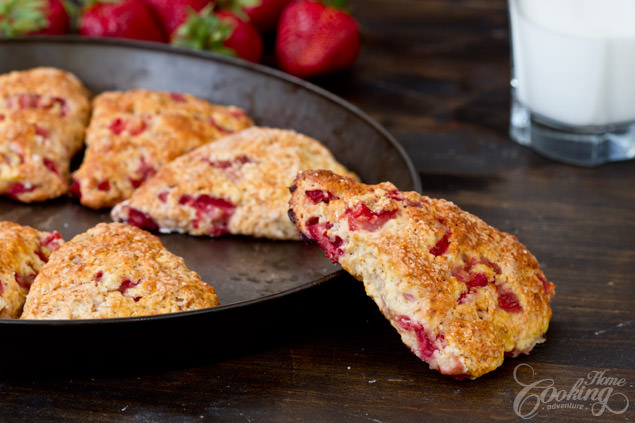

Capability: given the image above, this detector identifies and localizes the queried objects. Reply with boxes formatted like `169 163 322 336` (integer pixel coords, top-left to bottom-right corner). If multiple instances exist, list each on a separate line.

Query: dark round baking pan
0 37 421 374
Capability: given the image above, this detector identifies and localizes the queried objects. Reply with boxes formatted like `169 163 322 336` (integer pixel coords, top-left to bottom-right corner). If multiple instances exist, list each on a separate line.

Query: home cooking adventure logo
512 364 631 419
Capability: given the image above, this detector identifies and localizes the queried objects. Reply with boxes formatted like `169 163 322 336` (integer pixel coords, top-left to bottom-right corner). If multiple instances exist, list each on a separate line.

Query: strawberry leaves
215 0 260 20
0 0 48 36
62 0 79 21
172 6 263 62
172 5 236 56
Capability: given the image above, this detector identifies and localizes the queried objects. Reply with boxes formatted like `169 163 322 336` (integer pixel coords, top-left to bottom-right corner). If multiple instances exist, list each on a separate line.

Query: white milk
509 0 635 127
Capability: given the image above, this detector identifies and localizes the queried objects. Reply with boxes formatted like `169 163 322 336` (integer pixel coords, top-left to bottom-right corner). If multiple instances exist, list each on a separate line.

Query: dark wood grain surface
1 0 634 422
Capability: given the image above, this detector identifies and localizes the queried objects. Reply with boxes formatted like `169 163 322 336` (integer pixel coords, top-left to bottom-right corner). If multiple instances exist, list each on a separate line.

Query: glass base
509 96 635 166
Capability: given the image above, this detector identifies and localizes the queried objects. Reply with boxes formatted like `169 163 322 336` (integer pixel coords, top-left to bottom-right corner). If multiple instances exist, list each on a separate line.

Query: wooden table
2 0 634 422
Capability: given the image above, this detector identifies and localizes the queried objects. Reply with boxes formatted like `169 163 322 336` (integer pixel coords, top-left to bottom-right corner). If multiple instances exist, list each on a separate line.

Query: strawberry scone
111 127 357 240
0 67 91 202
21 223 219 319
71 89 253 209
288 170 555 379
0 221 63 318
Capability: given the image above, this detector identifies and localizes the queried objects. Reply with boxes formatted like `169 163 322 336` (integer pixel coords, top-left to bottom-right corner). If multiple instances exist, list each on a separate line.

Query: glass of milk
508 0 635 166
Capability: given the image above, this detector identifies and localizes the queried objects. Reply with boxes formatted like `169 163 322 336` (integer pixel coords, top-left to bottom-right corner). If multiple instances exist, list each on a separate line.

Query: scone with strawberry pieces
288 170 555 379
0 221 63 318
111 127 357 240
21 223 219 319
71 89 253 209
0 67 91 202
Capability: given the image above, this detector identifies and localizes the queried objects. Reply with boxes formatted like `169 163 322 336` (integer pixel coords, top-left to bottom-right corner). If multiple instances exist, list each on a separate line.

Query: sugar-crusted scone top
288 170 555 379
72 89 253 209
21 222 219 319
112 127 358 240
0 67 91 202
0 221 63 318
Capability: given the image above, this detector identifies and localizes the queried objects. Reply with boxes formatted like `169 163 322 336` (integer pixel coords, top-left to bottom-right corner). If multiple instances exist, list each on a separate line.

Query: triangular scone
71 89 253 209
0 67 91 202
21 223 219 319
111 127 357 240
288 170 555 379
0 221 63 318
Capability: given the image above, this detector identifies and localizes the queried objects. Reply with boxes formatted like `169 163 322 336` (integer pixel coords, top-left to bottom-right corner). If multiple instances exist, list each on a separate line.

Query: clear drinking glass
508 0 635 166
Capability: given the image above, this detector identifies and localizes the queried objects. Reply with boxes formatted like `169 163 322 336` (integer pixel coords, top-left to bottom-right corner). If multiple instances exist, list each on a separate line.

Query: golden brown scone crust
111 127 357 240
289 170 555 379
72 89 253 209
0 67 91 202
21 223 219 319
0 221 63 318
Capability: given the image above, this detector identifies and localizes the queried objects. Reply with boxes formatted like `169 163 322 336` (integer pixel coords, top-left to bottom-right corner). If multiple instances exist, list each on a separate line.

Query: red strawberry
216 0 291 32
79 0 166 42
145 0 212 39
276 0 360 78
244 0 291 32
32 0 70 34
172 6 263 63
216 10 262 62
0 0 70 36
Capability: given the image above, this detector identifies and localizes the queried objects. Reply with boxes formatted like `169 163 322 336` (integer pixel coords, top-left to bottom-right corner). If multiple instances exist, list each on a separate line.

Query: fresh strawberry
216 0 291 32
275 0 360 78
216 10 262 62
79 0 166 42
32 0 70 34
0 0 70 36
173 5 263 63
145 0 212 39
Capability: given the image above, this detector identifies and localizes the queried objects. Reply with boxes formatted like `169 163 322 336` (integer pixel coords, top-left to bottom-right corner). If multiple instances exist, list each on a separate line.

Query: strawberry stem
322 0 348 9
77 0 120 10
62 0 80 31
215 0 260 21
